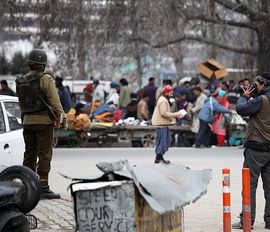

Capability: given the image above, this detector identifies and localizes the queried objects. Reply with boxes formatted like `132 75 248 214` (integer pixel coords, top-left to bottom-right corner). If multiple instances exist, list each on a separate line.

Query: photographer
233 72 270 229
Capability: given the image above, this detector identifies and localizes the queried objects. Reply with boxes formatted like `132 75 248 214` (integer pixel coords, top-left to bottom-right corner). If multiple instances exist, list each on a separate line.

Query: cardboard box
71 181 183 232
197 59 228 79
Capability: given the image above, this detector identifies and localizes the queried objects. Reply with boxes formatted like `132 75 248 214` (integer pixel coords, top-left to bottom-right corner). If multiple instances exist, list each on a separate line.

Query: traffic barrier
222 169 231 232
222 168 251 232
242 168 251 232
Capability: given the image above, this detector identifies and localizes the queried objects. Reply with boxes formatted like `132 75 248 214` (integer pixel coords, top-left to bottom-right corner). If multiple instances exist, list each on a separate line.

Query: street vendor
151 85 180 164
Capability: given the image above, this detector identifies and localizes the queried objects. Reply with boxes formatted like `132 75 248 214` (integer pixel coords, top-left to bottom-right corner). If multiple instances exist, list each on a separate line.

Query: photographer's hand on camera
242 85 255 99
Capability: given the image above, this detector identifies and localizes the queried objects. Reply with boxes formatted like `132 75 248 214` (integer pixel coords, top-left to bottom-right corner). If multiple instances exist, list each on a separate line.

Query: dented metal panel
115 162 212 213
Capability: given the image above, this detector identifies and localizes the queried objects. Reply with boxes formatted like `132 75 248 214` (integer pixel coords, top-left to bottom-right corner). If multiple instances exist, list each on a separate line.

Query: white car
0 95 24 169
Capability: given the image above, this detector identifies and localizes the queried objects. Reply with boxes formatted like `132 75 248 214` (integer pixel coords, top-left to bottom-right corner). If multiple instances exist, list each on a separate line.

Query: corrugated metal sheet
69 160 212 214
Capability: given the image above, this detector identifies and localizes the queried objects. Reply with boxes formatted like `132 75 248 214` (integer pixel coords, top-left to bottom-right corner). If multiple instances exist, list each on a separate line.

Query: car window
0 103 6 134
4 102 22 131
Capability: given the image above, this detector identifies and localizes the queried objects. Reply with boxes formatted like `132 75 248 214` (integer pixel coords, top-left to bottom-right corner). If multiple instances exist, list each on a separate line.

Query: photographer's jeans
241 148 270 226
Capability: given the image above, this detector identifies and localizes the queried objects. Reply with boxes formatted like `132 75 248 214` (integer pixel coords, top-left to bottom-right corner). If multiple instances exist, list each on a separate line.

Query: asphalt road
49 147 267 232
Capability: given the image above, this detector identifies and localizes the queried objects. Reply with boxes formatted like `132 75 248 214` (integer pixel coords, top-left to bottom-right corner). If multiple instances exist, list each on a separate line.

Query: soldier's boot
40 185 61 200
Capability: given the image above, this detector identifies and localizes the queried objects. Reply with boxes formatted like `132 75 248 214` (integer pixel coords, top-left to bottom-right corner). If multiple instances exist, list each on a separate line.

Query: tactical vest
16 72 47 114
246 95 270 143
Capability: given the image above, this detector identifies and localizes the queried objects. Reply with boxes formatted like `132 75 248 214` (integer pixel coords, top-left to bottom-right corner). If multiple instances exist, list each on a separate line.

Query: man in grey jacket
233 72 270 230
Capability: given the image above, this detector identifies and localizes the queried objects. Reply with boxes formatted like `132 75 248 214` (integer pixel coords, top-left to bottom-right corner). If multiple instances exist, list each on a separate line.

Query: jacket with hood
199 96 231 123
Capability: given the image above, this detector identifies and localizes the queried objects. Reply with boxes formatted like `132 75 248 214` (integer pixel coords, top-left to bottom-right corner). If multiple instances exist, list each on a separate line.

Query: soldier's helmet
27 49 47 64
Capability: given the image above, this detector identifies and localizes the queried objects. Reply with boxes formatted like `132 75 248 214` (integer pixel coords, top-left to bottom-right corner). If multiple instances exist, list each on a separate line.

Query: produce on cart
53 108 91 147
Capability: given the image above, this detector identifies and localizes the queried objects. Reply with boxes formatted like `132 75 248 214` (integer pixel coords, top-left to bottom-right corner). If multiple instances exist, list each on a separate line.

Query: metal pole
242 168 251 232
222 168 231 232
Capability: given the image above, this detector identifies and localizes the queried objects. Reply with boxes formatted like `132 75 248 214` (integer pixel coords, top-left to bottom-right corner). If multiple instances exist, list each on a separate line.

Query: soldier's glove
61 116 68 130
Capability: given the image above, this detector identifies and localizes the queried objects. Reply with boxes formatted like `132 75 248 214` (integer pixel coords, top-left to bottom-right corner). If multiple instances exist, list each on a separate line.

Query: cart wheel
97 134 108 147
67 139 79 147
141 133 155 147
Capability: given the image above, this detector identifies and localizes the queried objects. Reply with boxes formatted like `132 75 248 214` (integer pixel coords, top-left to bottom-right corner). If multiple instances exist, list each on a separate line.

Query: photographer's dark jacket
16 71 64 125
237 87 270 143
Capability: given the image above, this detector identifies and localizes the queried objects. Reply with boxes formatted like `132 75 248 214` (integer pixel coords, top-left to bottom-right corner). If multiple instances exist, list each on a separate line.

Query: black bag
23 74 56 120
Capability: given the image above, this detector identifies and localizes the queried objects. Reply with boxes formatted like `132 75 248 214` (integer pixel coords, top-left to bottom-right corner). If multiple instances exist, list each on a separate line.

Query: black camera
250 82 258 97
250 82 257 90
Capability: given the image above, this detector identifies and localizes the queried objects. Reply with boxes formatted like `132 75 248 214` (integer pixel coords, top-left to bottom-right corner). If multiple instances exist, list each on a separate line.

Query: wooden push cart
53 124 194 148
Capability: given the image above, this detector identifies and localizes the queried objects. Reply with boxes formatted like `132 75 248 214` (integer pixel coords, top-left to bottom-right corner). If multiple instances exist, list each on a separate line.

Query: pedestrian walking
232 72 270 230
119 78 132 117
188 86 207 135
211 89 230 146
195 90 231 148
124 93 138 119
106 82 120 107
144 77 157 117
55 76 72 113
83 83 93 103
16 48 66 199
227 79 240 110
137 92 149 121
151 85 180 164
92 80 106 104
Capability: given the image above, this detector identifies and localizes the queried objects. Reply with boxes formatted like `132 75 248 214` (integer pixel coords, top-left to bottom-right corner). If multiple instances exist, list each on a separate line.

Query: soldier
16 49 66 199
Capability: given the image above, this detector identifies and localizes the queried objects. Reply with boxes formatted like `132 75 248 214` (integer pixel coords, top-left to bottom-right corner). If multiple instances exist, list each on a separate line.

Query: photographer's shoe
40 185 61 199
232 221 253 230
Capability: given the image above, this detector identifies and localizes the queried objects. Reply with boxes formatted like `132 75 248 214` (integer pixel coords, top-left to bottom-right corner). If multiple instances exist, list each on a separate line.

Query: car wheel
0 166 41 213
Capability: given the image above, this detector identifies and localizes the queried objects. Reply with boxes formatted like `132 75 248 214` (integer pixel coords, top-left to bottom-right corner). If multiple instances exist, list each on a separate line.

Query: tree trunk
133 40 142 87
135 54 142 87
76 1 86 80
174 55 183 79
257 21 270 74
209 0 217 59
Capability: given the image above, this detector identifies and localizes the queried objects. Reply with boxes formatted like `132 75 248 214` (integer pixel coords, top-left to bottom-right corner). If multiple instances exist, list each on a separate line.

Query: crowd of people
69 76 250 148
1 74 251 148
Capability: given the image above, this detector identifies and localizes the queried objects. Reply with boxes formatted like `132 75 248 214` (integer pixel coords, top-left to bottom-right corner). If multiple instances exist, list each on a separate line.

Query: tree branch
130 35 257 56
214 0 267 21
185 35 257 56
187 15 257 31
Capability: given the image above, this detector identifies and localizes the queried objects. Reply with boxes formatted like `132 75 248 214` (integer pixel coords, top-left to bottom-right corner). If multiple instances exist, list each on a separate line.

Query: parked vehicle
0 95 39 231
0 95 24 169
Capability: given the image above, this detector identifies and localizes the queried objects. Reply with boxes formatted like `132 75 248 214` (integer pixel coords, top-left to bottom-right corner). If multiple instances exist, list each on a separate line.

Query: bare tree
3 0 269 83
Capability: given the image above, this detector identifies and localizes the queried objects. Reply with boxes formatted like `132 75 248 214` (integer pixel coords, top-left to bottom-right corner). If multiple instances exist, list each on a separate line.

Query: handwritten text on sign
76 182 135 232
